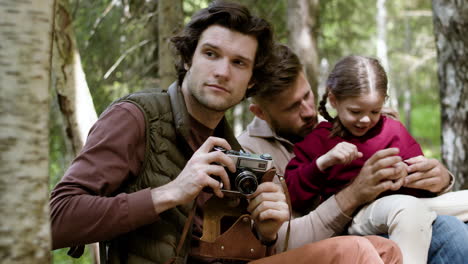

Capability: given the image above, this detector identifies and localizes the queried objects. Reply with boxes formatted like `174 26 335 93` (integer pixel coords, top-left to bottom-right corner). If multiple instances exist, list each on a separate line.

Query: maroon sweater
285 116 434 212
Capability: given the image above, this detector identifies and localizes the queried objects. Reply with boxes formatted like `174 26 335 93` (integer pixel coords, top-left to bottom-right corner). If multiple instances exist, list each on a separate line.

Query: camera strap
276 173 292 252
164 201 197 264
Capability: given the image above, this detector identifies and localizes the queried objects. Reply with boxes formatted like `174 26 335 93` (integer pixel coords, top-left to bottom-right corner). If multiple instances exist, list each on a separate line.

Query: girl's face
330 92 385 137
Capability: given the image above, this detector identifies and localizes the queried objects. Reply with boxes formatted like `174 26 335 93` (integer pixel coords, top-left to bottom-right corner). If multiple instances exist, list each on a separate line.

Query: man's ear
249 103 267 120
328 92 337 108
247 80 255 90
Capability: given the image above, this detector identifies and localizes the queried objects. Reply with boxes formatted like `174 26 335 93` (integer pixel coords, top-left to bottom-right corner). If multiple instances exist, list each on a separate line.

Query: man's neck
181 85 225 130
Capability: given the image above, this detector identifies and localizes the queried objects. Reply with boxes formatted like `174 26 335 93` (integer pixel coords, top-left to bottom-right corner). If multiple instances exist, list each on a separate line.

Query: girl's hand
316 142 363 171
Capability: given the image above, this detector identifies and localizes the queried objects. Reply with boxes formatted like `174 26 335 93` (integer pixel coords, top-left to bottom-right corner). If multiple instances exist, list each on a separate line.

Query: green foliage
400 96 441 160
71 0 158 114
183 0 209 23
52 247 93 264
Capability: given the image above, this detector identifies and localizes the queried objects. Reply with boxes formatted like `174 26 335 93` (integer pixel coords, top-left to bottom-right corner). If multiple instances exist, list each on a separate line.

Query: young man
238 44 468 263
50 2 402 263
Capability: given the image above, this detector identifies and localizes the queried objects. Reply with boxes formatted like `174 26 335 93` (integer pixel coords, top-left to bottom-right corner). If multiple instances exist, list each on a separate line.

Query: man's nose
300 100 316 119
214 58 231 80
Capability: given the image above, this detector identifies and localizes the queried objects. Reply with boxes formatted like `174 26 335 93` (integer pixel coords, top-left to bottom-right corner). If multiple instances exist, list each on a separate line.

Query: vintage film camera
213 147 273 195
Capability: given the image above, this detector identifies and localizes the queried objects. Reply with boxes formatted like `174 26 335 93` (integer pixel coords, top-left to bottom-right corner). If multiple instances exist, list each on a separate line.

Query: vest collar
168 82 241 151
168 82 191 141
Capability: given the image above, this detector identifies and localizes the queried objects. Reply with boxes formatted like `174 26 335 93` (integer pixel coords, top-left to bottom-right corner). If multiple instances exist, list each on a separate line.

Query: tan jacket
237 117 352 252
237 117 295 177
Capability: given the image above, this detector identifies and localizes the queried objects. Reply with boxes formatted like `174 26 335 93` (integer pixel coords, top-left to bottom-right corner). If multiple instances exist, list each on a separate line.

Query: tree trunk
403 16 412 131
432 0 468 190
0 0 54 262
376 0 398 111
287 0 320 100
53 0 98 154
52 0 99 262
233 104 244 137
158 0 183 90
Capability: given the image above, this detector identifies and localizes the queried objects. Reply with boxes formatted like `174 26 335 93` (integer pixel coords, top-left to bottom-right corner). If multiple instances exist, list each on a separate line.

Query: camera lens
234 169 258 195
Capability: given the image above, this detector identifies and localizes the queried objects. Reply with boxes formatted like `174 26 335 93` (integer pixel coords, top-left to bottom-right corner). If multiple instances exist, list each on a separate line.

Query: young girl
284 55 468 264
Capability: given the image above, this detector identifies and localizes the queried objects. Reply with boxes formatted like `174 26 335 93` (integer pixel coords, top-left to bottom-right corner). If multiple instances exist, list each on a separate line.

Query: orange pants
249 235 402 264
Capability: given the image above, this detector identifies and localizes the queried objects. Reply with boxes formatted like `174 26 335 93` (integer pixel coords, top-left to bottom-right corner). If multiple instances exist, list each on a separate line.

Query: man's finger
366 148 400 167
205 150 236 173
406 160 434 174
197 136 231 153
370 155 403 175
404 177 438 190
248 182 281 199
206 177 225 198
404 155 425 165
247 191 285 213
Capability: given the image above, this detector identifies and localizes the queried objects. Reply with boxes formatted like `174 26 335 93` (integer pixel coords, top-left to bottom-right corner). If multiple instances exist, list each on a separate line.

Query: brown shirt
50 102 215 250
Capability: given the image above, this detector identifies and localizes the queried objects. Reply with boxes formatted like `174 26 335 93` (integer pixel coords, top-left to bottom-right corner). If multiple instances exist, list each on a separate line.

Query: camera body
214 147 273 195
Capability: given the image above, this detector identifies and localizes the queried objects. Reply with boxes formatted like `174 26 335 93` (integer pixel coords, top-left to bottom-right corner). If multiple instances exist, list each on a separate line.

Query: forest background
1 0 466 263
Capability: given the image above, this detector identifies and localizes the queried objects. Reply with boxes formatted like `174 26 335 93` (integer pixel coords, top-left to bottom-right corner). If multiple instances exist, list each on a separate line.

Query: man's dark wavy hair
170 0 274 95
250 44 303 100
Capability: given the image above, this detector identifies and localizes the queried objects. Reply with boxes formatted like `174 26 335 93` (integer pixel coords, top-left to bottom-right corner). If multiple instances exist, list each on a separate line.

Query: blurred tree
287 0 320 99
51 0 100 262
53 0 98 156
0 0 54 262
159 0 183 89
432 0 468 190
376 0 398 110
72 0 158 114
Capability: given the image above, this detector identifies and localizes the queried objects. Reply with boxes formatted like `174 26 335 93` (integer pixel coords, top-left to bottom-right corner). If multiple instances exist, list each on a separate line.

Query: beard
190 88 240 112
270 120 305 143
270 116 317 144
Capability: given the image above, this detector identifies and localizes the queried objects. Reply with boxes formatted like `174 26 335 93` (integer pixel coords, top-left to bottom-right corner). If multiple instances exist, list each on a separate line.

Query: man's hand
150 137 236 215
404 155 451 193
247 182 289 242
336 148 406 216
316 142 363 171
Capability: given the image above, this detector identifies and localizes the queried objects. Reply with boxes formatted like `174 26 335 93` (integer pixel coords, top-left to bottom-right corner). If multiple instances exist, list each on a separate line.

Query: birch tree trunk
0 0 54 262
53 0 97 155
287 0 320 99
52 0 99 262
432 0 468 190
376 0 398 110
158 0 183 90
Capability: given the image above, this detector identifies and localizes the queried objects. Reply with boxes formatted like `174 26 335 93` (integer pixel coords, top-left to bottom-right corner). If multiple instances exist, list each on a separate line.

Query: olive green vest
105 83 241 264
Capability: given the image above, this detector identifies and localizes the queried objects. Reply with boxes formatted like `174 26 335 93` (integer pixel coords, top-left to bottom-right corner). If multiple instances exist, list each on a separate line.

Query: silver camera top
213 147 273 172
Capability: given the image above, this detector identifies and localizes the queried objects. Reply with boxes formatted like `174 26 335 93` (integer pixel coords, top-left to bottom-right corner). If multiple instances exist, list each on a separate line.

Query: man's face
262 72 318 143
182 25 258 114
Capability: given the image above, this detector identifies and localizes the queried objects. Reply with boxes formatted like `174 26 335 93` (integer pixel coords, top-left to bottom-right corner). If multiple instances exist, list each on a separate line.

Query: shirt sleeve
285 132 329 212
49 102 158 249
276 195 352 252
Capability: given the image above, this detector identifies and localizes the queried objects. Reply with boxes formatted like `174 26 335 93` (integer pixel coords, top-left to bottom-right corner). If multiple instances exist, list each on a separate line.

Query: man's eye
233 60 246 67
351 111 360 114
205 50 216 57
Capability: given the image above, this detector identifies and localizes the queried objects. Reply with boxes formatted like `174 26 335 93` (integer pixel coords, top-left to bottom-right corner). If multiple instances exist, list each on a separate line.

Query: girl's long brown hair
318 55 388 138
